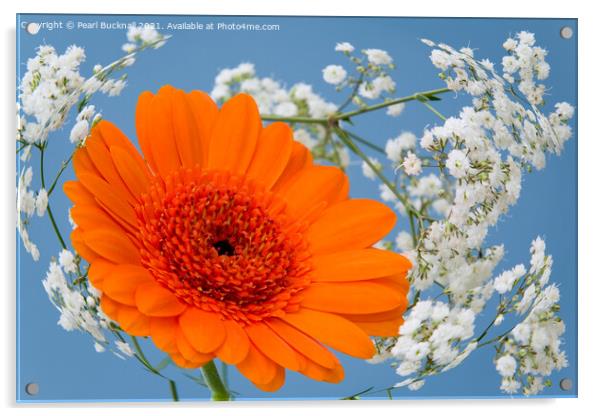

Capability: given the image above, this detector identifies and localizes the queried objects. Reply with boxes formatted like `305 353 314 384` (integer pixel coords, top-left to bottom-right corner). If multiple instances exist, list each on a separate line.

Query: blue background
16 14 577 402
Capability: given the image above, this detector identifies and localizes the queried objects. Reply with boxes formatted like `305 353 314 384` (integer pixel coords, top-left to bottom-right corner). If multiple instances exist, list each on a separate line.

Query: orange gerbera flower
65 85 411 391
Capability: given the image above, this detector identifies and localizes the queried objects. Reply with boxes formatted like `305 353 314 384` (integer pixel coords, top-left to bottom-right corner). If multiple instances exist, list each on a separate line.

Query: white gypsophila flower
408 380 426 391
58 249 77 274
335 42 355 53
358 75 396 100
385 132 415 162
274 101 298 117
493 264 525 294
35 189 48 217
445 149 470 178
501 378 521 393
395 231 414 252
361 157 381 180
402 152 422 176
386 103 405 117
115 340 135 358
496 355 517 377
410 174 442 198
293 129 318 151
69 119 89 144
363 48 393 66
322 64 347 85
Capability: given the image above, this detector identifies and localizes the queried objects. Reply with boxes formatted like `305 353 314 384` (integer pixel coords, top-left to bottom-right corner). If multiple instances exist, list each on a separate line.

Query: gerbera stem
201 360 231 401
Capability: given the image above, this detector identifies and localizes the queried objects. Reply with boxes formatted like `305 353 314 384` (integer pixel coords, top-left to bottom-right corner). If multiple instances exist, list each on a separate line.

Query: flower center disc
136 168 311 323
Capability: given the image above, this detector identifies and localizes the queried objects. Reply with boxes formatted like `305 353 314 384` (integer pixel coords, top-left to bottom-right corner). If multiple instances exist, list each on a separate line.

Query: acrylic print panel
16 14 577 402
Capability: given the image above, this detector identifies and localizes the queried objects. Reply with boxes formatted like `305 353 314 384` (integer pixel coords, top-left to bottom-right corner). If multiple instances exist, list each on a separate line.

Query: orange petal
117 304 151 336
353 318 405 337
267 319 338 369
73 147 101 178
179 308 226 353
135 281 187 317
272 141 313 191
307 199 396 254
312 248 412 282
70 204 125 234
253 365 285 392
302 281 404 314
102 264 154 305
87 259 115 291
246 122 293 188
207 94 260 174
282 309 375 359
64 180 96 206
148 86 182 177
95 120 148 172
342 304 408 323
135 91 159 173
236 343 278 386
150 317 179 353
170 351 209 369
300 359 345 383
71 228 98 263
245 322 302 371
186 90 218 167
84 228 140 265
85 132 136 205
99 294 120 321
170 88 203 169
175 327 214 363
110 145 150 198
78 172 137 228
278 166 348 217
216 319 250 365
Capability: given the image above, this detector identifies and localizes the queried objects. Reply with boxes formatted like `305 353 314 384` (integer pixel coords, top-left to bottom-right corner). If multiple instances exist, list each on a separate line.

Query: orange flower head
65 85 411 391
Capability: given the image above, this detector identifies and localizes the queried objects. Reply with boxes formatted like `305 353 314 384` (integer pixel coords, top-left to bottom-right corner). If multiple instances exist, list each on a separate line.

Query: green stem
419 100 447 121
168 379 179 402
39 145 67 249
260 87 451 125
335 87 450 120
261 115 328 124
201 360 231 401
342 129 386 155
48 152 74 196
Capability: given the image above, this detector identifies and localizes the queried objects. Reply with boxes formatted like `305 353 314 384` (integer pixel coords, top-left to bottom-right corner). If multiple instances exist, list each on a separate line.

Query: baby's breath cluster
493 238 568 395
366 32 573 395
329 42 397 104
42 249 139 359
386 300 478 391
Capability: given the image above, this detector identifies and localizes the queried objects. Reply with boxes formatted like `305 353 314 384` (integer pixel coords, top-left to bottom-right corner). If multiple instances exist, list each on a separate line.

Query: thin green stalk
337 73 364 112
39 145 67 249
261 115 328 124
335 87 451 120
419 100 447 121
260 87 450 125
48 152 74 196
342 129 386 155
201 360 231 401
